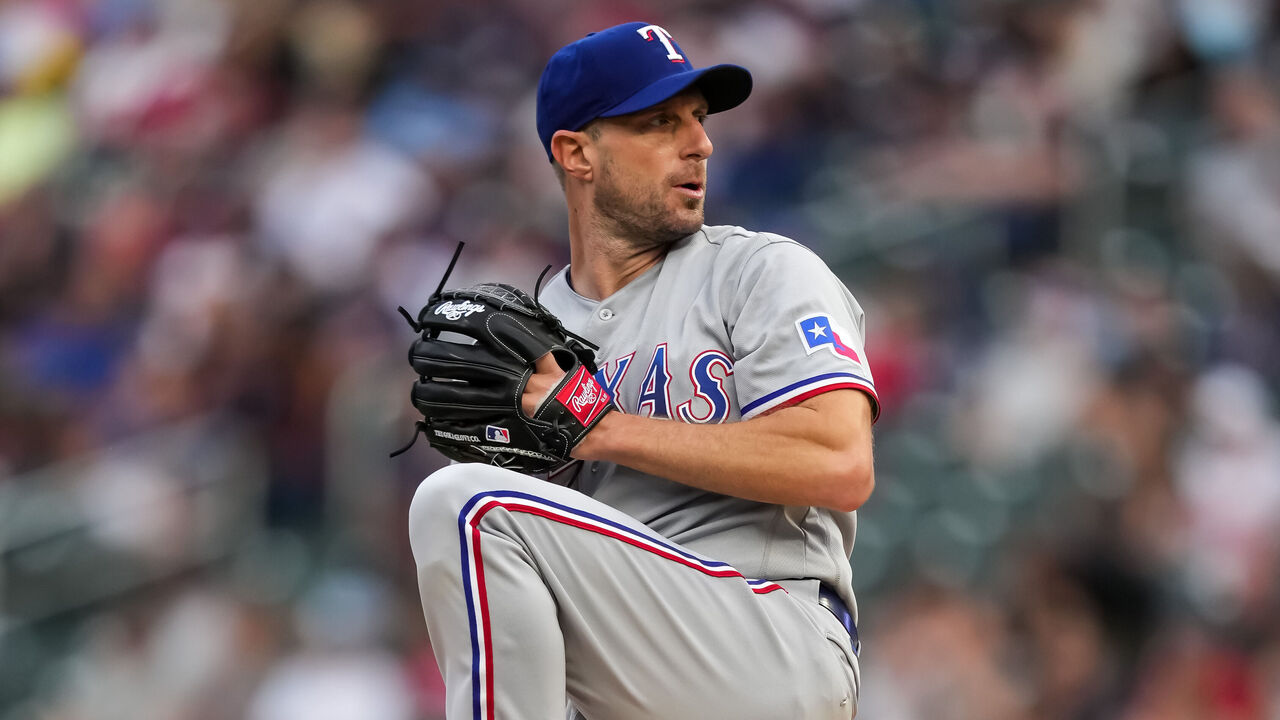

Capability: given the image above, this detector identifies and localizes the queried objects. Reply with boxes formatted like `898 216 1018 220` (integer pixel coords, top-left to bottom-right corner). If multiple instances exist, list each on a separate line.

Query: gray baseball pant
408 463 860 720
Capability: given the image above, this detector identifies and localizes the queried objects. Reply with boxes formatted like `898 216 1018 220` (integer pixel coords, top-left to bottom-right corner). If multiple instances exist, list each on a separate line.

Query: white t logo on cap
636 24 685 63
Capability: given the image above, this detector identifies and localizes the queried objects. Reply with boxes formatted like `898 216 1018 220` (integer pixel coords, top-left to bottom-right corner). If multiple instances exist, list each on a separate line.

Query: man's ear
551 129 594 182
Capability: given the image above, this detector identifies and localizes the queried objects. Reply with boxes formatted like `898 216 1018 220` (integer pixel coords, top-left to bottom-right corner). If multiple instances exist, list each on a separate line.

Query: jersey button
597 308 615 321
590 462 600 473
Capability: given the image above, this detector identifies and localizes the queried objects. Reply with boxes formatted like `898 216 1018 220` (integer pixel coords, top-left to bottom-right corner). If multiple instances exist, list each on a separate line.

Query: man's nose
682 120 713 160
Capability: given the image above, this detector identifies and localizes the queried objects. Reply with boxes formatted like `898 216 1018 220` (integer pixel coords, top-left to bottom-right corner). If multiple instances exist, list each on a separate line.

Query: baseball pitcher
401 21 878 720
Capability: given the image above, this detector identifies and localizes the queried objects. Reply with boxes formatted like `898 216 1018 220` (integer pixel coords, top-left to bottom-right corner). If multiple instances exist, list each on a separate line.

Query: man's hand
523 352 567 416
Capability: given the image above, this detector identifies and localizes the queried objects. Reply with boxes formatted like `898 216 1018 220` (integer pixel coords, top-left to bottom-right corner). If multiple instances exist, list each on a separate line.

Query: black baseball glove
394 281 613 473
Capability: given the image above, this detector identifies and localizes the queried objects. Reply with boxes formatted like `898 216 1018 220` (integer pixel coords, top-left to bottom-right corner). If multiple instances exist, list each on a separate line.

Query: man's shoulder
697 224 798 251
692 225 829 271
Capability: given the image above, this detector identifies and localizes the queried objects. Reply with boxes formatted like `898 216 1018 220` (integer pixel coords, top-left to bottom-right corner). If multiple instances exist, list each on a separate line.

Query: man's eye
649 115 671 127
696 115 708 125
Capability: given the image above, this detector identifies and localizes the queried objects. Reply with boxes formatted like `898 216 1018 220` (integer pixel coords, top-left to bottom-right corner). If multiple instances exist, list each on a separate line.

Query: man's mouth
674 181 704 199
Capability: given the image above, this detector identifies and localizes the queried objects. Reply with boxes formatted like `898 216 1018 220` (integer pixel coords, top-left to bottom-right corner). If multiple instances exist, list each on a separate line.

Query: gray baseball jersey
538 224 878 614
409 224 876 720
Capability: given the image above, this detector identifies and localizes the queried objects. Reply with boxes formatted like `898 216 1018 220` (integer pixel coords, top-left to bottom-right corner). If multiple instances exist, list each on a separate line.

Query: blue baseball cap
536 22 752 162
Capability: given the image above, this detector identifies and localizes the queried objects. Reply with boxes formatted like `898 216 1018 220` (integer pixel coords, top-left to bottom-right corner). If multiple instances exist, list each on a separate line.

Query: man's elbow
822 447 875 512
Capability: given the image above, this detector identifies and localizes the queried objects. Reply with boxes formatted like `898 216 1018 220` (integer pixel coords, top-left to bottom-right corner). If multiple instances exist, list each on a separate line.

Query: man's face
589 89 713 249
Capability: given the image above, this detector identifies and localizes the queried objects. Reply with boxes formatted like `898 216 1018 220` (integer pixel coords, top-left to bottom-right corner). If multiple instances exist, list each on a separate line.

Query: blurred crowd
1 0 1279 718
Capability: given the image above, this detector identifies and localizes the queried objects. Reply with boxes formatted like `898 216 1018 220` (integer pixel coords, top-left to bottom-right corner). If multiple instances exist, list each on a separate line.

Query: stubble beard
592 156 704 253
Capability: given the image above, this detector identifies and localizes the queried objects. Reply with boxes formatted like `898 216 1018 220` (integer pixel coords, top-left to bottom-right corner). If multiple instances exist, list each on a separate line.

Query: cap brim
598 64 752 120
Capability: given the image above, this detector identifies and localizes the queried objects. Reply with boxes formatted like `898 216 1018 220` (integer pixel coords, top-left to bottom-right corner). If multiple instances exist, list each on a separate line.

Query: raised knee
407 463 539 564
408 464 487 564
410 463 484 524
409 462 542 528
424 462 481 492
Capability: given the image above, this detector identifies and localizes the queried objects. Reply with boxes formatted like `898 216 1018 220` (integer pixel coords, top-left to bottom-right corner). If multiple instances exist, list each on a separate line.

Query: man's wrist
572 408 621 460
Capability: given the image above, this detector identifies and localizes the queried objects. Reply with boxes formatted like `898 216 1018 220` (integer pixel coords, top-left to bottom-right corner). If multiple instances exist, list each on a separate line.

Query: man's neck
569 245 666 300
565 206 677 300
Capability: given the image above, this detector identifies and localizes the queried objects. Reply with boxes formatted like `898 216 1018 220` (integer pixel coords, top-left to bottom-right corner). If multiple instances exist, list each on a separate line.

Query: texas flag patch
795 314 864 366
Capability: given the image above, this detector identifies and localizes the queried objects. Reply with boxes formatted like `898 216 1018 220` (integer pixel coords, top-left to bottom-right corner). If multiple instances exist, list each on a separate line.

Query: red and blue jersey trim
740 371 879 421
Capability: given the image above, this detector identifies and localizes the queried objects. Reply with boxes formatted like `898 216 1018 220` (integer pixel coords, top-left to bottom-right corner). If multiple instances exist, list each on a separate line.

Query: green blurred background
1 0 1278 718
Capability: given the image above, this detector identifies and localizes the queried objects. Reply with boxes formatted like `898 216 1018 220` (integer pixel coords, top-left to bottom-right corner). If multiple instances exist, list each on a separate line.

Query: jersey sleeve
726 239 879 421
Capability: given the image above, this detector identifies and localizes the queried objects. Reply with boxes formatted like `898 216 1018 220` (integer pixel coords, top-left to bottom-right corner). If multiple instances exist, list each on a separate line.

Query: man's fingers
523 352 565 416
535 352 560 374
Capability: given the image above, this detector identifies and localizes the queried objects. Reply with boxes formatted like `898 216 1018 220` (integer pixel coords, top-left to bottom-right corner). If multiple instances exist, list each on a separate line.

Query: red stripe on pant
463 498 786 719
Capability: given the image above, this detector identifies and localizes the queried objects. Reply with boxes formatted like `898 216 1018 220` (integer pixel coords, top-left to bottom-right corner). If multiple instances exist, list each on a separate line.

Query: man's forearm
572 391 874 511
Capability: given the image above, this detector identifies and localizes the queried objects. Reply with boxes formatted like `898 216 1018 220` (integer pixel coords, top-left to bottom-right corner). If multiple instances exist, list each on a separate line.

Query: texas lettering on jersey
594 345 734 423
593 328 874 425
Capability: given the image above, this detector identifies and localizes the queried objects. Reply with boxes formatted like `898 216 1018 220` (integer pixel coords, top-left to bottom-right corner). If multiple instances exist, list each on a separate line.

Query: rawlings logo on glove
434 300 486 320
556 367 610 425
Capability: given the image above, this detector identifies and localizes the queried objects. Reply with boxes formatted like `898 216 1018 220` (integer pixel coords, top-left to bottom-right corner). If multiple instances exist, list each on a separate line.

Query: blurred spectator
1175 365 1280 626
1188 68 1280 283
0 1 78 205
47 584 271 720
954 270 1104 472
252 99 437 295
245 571 415 720
858 585 1029 720
1122 627 1269 720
